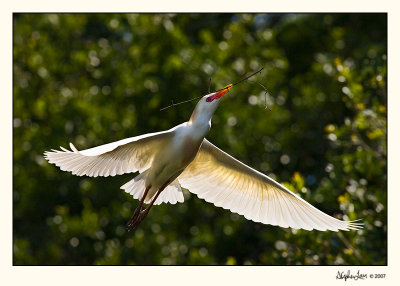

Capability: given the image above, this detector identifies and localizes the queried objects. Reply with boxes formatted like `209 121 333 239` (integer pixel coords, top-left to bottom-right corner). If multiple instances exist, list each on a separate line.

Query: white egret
44 74 362 231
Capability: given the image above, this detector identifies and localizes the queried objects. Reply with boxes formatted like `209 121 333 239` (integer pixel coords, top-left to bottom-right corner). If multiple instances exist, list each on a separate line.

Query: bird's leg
127 188 162 230
126 181 170 231
126 185 151 230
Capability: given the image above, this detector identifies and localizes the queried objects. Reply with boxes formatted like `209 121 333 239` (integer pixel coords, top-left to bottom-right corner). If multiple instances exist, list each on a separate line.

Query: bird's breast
146 128 203 191
180 136 202 166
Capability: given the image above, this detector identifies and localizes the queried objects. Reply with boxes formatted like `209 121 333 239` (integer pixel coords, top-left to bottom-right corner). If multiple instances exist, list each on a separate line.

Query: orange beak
207 84 232 102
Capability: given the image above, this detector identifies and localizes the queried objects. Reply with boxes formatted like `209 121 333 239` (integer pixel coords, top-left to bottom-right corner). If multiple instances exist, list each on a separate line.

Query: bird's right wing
178 139 362 231
44 130 174 177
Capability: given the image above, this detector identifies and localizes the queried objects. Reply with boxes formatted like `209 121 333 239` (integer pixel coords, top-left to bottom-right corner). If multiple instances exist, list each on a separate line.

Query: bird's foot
126 185 151 231
126 181 169 231
126 208 150 231
127 203 143 229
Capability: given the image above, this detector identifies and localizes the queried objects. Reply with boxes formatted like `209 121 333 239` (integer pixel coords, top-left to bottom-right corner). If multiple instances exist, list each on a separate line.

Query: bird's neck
188 110 212 139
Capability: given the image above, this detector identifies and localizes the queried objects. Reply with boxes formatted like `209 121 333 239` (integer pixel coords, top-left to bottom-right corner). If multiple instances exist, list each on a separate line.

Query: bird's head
204 84 233 103
189 84 232 125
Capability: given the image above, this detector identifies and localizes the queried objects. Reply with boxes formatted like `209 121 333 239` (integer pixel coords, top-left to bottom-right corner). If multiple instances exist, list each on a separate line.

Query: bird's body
44 83 362 231
144 122 205 201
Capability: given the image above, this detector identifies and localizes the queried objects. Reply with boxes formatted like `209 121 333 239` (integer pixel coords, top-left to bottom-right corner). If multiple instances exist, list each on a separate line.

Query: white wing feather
178 139 362 232
44 130 173 177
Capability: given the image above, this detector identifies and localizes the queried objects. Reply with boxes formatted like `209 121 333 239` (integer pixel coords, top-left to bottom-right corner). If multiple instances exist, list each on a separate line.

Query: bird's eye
206 97 212 102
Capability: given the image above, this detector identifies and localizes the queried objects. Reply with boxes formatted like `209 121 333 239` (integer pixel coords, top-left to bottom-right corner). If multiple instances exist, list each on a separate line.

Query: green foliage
13 13 386 265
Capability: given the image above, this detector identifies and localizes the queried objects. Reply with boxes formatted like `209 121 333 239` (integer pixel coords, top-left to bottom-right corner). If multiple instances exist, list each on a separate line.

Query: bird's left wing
178 139 362 231
44 130 173 177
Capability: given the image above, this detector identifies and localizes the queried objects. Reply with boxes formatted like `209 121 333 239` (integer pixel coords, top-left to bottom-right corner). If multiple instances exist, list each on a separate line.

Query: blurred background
13 13 386 265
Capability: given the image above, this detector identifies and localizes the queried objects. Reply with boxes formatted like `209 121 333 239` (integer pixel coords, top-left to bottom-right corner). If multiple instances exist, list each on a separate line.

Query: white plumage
44 83 362 231
46 130 171 177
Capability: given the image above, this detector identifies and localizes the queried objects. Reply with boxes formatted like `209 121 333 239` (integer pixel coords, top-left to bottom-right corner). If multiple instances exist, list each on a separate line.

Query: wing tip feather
69 142 79 153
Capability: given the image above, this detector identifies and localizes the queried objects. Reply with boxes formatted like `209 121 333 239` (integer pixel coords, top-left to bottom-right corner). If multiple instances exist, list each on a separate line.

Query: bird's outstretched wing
178 139 362 231
44 130 173 177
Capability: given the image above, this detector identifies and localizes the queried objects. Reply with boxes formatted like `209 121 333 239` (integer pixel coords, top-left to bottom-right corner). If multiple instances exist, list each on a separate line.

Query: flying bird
44 75 362 232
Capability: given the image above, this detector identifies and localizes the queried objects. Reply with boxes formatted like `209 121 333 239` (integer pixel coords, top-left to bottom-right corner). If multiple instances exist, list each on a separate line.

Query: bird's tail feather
121 170 149 201
121 171 185 205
